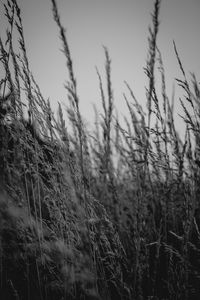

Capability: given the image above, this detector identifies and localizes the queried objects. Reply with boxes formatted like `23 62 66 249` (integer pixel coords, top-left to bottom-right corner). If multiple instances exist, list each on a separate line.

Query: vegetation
0 0 200 299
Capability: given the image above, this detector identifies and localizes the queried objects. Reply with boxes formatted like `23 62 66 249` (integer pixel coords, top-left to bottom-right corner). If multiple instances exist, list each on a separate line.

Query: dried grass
0 0 200 299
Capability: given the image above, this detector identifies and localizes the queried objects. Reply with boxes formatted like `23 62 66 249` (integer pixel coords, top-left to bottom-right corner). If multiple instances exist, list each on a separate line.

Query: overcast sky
1 0 200 133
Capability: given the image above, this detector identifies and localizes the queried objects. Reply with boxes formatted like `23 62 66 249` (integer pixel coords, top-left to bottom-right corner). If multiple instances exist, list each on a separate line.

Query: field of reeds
1 0 200 299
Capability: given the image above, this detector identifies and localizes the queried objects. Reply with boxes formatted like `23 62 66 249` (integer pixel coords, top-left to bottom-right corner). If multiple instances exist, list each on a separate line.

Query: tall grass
1 0 200 299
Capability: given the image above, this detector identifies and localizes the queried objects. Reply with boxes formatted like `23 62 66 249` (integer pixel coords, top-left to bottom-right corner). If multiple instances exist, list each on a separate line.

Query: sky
1 0 200 134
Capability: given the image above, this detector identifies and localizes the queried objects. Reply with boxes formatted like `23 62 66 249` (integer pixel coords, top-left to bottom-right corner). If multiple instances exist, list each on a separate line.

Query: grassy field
1 0 200 299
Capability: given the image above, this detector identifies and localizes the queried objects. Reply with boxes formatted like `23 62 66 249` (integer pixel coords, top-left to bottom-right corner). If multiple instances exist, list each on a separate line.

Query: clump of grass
1 0 200 299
